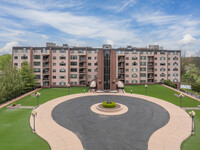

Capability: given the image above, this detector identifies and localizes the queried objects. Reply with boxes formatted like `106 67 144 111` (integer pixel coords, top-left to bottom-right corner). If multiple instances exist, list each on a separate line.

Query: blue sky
0 0 200 56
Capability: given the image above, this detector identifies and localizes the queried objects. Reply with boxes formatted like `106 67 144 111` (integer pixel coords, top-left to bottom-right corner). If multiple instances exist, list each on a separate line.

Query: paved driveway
52 95 169 150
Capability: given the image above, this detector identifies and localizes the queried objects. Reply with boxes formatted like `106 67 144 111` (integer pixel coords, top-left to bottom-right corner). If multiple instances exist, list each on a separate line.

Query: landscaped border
30 93 191 150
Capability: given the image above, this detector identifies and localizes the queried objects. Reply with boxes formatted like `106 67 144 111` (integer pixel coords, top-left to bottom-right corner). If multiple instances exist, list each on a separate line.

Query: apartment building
12 43 181 90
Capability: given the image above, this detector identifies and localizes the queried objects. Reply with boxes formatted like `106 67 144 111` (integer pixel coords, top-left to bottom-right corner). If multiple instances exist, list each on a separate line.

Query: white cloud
0 41 19 55
106 39 114 46
178 34 196 46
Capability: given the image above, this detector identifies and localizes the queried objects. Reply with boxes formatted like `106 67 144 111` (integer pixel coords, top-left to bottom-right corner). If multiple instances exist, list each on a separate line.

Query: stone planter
7 104 21 109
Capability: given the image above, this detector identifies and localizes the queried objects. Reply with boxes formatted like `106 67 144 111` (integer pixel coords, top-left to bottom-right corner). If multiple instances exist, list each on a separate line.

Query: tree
0 54 12 71
0 63 24 103
21 61 37 93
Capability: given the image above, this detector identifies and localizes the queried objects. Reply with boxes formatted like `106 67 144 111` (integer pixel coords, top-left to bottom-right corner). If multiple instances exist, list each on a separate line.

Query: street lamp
189 110 196 135
31 110 37 133
145 84 148 95
178 93 184 108
84 89 86 94
35 92 41 107
130 89 133 94
67 84 70 95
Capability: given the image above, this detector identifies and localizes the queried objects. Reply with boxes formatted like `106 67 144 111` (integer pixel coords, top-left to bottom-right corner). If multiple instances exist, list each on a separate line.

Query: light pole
35 92 41 107
178 93 184 108
189 110 196 135
130 89 133 94
67 84 70 95
84 89 86 94
31 110 37 133
145 84 148 95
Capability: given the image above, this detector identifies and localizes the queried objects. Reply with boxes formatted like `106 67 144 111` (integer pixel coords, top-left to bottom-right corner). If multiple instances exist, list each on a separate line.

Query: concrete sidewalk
30 93 191 150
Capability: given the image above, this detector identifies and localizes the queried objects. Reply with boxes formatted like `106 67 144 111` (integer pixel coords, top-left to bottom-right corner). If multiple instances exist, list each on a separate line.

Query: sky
0 0 200 56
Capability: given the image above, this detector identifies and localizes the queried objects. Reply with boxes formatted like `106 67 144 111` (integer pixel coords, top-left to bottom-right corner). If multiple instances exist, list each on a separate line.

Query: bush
180 88 186 92
164 80 176 88
102 101 116 108
191 84 200 92
12 103 17 106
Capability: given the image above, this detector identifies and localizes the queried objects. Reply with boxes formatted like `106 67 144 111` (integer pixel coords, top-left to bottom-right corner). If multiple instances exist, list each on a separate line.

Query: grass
0 87 89 150
125 84 200 150
183 88 200 96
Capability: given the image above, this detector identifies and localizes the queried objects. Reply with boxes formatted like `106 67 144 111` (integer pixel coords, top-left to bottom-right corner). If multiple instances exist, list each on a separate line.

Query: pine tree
21 61 37 93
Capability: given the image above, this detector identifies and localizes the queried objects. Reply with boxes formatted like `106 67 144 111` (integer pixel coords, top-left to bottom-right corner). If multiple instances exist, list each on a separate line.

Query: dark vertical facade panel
97 50 104 90
110 50 117 90
49 48 53 87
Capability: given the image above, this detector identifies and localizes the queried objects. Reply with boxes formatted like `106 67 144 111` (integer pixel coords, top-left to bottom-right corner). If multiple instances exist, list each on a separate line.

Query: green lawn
125 84 200 150
0 87 89 150
183 88 200 96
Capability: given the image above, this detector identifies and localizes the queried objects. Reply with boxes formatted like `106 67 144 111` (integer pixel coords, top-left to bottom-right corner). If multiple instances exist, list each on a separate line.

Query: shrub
102 101 116 108
191 84 200 92
180 88 186 92
164 80 176 88
12 103 17 106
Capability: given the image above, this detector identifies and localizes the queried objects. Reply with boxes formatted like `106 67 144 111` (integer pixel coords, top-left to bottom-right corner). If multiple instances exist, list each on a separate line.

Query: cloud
178 34 196 46
119 0 136 12
0 41 19 55
106 39 114 46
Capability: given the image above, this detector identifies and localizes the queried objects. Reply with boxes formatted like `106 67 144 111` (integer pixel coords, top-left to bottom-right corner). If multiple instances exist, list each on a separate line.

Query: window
53 50 56 53
14 56 18 59
60 62 66 66
21 55 28 59
94 68 97 72
132 62 137 66
70 50 74 53
160 63 165 66
154 74 157 77
14 63 18 66
140 51 143 54
126 51 129 54
168 74 170 77
33 50 37 53
173 62 178 66
140 56 146 60
70 82 77 85
126 63 129 66
88 57 91 60
88 51 91 54
126 57 129 60
126 80 129 83
160 73 165 77
70 55 77 60
60 56 66 59
71 68 77 72
60 69 66 72
88 69 91 72
140 62 146 66
35 75 41 79
60 49 66 53
173 73 178 77
53 69 56 72
95 57 97 60
140 68 146 71
173 68 178 71
34 62 40 66
140 73 146 77
53 82 56 85
132 74 137 78
117 50 122 54
53 63 56 66
70 74 77 78
34 55 40 59
70 62 77 66
95 50 98 53
42 48 47 53
126 69 129 72
155 68 157 71
132 56 137 60
155 63 157 66
34 68 40 73
59 75 66 79
88 75 91 78
168 63 170 66
160 51 165 55
78 50 84 53
132 68 137 72
168 58 170 60
173 51 178 55
140 80 146 83
132 80 138 83
14 49 18 53
173 57 178 60
168 68 170 71
154 57 157 60
160 68 165 71
173 78 178 82
60 82 66 85
160 57 165 60
22 48 28 53
95 62 97 66
132 50 138 54
53 76 56 79
88 63 91 66
126 74 129 77
146 51 152 54
53 56 56 60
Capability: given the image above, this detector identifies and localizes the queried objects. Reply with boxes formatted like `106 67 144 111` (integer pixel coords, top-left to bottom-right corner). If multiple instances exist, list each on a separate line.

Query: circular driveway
52 95 169 150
